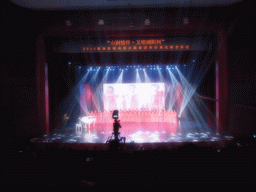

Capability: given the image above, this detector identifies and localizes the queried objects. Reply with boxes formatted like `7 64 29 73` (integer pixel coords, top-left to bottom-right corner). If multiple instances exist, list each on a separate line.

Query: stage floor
31 121 223 149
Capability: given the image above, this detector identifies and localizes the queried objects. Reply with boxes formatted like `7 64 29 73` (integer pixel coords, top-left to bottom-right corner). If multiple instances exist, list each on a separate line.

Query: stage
35 42 222 151
31 119 224 151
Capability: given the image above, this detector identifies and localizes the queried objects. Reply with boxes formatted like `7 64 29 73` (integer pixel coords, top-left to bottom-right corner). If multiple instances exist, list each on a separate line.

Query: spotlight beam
116 70 124 84
171 67 212 133
136 69 141 83
176 67 203 117
65 70 91 116
89 67 100 84
93 67 110 109
157 67 164 82
167 69 181 110
184 96 210 133
143 69 151 83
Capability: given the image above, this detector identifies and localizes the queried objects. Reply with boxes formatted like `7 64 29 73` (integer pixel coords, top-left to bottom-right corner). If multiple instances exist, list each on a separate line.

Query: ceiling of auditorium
10 0 243 10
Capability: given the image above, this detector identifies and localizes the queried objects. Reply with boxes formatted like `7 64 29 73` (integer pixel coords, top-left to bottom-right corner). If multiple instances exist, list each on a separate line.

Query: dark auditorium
2 0 255 186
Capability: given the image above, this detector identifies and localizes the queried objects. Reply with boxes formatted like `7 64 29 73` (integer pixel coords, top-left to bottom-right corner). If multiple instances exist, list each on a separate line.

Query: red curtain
216 31 229 133
36 34 49 134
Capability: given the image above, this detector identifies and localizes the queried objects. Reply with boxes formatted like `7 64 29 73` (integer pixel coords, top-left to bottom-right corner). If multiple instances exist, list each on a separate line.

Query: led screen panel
103 83 165 111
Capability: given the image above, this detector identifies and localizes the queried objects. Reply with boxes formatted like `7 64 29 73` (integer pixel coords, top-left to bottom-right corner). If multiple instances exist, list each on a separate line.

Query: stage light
193 60 195 62
68 62 71 65
79 66 81 69
183 18 189 25
98 19 104 25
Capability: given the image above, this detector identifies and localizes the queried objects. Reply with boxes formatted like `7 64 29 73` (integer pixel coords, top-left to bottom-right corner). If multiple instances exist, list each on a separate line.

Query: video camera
112 110 119 119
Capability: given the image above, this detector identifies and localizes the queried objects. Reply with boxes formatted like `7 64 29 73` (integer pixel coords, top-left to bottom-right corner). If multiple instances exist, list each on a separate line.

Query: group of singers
87 109 177 124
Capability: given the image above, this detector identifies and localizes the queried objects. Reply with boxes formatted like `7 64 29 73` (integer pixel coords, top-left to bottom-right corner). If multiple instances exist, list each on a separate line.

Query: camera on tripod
106 110 125 150
112 110 119 119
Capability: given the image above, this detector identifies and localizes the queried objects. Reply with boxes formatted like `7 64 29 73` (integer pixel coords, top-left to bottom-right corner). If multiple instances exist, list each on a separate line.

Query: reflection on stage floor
31 121 221 145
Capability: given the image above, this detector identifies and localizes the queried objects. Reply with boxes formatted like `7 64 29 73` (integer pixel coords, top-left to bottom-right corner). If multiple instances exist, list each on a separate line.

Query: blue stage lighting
193 60 195 62
79 66 81 69
126 69 128 71
68 62 71 65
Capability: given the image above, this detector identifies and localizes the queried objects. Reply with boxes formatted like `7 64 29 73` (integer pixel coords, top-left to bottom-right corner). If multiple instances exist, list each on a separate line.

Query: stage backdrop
103 83 165 111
